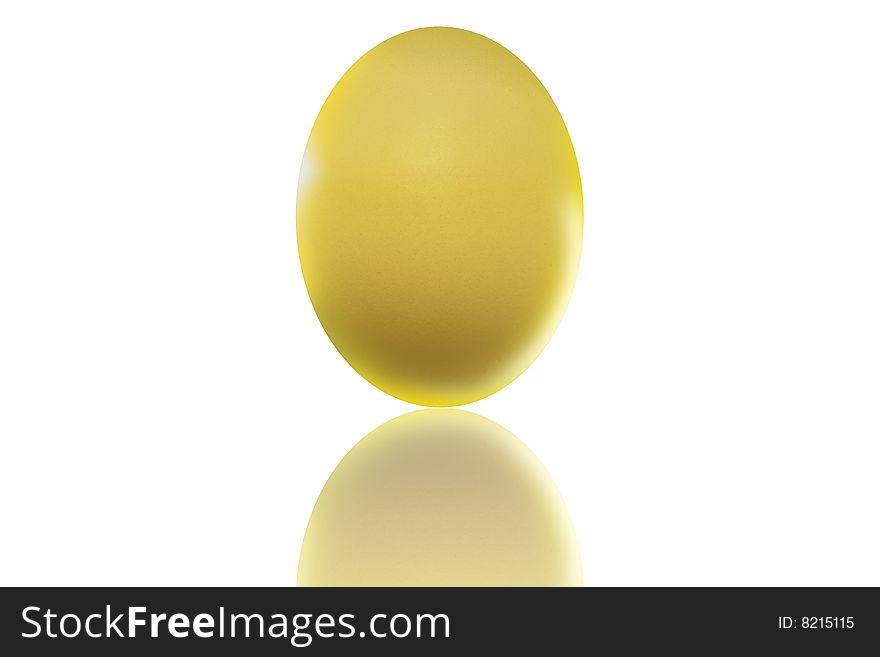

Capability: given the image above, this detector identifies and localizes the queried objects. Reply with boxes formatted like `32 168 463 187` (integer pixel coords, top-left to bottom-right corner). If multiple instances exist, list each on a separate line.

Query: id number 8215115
778 616 854 629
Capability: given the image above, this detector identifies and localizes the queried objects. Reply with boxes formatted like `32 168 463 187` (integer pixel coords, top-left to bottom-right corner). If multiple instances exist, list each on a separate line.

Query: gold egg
297 28 582 406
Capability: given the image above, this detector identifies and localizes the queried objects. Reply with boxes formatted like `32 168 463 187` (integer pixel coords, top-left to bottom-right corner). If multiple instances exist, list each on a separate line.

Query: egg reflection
298 409 582 586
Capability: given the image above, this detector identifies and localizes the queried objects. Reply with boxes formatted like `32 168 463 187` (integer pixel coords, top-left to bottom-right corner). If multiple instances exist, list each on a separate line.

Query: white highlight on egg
297 153 317 200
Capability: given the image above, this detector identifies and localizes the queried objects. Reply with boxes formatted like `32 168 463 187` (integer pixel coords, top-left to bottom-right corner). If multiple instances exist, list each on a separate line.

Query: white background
1 1 878 586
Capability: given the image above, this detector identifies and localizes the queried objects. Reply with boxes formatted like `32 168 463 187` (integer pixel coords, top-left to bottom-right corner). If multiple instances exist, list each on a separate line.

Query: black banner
1 587 877 654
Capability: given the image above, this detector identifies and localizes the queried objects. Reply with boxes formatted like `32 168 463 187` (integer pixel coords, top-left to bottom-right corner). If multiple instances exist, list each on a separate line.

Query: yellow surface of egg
297 27 583 406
